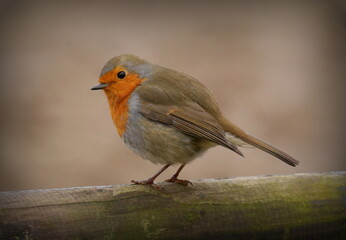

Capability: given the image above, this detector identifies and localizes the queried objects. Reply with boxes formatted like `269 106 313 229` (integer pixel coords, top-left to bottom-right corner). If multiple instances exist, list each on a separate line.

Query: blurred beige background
0 0 345 191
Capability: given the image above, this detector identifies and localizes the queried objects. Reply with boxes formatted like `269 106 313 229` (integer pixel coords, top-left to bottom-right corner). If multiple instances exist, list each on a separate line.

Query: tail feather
242 134 299 167
221 117 299 167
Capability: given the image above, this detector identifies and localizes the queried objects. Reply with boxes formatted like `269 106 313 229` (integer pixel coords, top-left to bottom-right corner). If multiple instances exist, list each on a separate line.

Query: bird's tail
221 117 299 167
241 134 299 166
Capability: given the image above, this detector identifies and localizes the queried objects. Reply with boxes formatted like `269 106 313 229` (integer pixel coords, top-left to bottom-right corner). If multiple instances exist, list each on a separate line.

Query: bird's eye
117 71 126 79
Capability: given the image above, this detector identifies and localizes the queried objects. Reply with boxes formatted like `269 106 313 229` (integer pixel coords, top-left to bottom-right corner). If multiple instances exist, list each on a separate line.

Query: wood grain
1 172 345 240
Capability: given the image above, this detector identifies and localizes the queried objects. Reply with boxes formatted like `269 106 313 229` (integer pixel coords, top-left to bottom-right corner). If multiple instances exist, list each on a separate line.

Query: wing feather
140 102 243 156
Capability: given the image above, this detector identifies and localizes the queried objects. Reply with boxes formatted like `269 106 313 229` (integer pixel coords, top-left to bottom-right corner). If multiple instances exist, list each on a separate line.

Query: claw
131 179 164 190
165 177 193 186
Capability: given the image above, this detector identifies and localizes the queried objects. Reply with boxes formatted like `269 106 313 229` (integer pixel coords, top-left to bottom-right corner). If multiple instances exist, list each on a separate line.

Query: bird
91 54 299 189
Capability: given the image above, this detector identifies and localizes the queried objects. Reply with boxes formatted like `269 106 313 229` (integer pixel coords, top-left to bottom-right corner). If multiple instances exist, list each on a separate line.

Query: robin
91 54 299 189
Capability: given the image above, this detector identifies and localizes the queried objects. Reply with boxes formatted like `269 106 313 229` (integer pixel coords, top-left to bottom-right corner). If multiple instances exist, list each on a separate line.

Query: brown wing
140 101 243 156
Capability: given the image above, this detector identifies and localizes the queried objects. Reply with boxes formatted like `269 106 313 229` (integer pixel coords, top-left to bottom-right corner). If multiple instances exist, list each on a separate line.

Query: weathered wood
0 172 345 240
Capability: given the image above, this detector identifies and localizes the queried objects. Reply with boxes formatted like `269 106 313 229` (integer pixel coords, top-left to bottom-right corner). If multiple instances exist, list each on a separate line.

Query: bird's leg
131 164 171 190
165 164 192 186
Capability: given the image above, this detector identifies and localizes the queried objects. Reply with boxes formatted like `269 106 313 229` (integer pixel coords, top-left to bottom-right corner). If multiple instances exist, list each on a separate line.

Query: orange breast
110 94 131 137
101 67 145 137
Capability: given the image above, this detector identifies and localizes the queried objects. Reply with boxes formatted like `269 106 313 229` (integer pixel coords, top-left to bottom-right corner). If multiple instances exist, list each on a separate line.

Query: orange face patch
100 66 146 136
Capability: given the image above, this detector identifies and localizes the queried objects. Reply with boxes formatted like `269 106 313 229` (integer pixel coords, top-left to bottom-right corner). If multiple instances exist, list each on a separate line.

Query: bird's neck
104 91 129 137
104 77 145 137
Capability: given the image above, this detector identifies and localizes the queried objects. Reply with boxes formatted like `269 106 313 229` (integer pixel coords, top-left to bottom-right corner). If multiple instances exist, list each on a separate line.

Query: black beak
91 83 109 90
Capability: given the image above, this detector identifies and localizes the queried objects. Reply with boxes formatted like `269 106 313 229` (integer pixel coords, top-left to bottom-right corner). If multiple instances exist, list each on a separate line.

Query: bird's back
137 65 223 118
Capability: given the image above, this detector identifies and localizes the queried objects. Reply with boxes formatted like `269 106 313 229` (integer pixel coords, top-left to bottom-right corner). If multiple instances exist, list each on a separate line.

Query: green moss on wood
0 172 345 240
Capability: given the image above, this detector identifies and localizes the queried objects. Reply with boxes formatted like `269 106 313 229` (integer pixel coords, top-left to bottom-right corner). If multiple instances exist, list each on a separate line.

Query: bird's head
91 54 152 100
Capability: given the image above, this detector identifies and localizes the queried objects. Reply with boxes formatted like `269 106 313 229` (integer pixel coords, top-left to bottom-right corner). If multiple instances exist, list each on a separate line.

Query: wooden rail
0 172 345 240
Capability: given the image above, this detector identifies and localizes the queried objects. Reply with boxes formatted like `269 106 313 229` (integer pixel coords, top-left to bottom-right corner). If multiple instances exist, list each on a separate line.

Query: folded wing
140 101 243 156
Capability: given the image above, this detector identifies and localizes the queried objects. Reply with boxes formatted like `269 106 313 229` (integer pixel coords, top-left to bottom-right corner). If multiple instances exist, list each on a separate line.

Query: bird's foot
131 179 163 190
165 177 193 186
